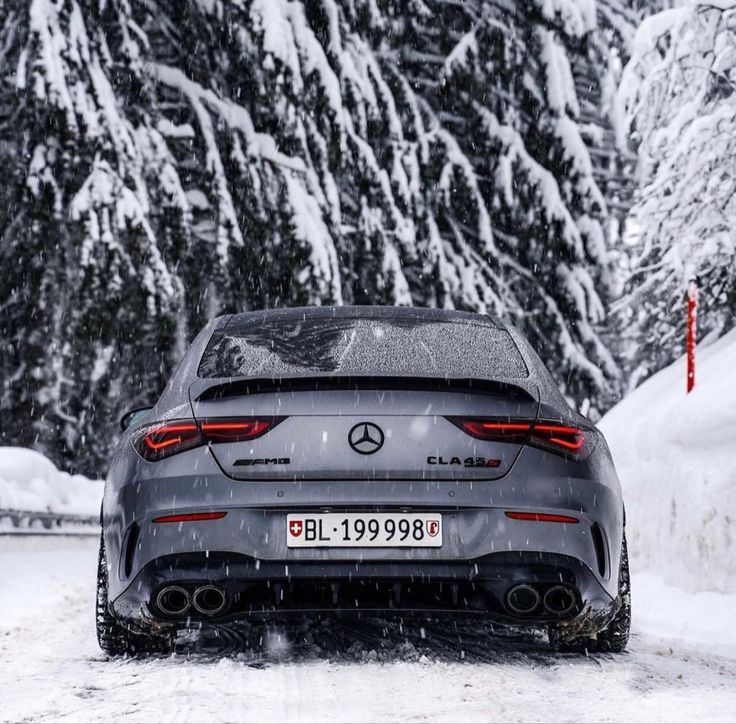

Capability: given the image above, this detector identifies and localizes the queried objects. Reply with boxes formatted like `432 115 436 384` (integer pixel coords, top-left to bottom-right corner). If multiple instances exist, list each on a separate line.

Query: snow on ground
0 447 102 517
633 572 736 660
599 327 736 594
0 536 735 724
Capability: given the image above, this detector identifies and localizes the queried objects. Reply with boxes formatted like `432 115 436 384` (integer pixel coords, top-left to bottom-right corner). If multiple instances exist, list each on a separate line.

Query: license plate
286 513 443 548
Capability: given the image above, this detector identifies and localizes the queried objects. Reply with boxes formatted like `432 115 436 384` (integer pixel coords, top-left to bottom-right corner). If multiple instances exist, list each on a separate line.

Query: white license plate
286 513 443 548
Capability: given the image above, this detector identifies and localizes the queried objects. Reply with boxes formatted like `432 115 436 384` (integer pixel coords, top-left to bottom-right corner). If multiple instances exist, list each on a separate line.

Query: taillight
132 417 285 461
446 417 595 460
153 511 228 523
135 422 201 461
505 511 579 524
199 419 274 443
531 423 586 454
452 420 532 444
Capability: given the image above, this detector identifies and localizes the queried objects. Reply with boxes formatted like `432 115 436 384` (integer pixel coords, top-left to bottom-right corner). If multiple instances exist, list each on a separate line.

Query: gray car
97 306 630 655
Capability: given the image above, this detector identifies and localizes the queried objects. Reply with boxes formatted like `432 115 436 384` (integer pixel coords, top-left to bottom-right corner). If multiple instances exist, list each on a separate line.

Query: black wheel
96 533 167 656
549 532 631 654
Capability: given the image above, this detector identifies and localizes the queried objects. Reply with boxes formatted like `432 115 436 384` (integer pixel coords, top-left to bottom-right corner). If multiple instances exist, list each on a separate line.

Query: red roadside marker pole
686 279 698 394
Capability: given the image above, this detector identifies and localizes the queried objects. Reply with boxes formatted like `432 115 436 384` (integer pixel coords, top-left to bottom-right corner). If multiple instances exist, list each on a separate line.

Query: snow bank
599 328 736 594
0 447 103 517
632 572 736 659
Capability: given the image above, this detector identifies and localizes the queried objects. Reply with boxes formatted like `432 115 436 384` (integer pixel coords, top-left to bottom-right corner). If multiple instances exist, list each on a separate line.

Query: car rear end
103 307 623 637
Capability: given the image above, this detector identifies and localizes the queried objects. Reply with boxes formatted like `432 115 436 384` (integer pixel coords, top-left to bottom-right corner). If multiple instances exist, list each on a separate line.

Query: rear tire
96 533 166 656
549 532 631 654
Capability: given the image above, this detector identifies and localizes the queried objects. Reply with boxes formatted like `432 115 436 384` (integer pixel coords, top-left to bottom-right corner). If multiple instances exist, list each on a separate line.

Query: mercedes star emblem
348 422 385 455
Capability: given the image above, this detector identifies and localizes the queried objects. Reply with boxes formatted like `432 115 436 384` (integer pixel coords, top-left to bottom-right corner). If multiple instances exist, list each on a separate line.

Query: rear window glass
198 315 528 379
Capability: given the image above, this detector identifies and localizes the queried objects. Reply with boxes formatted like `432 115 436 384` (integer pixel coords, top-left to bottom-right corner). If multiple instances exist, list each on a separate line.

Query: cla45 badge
427 455 502 468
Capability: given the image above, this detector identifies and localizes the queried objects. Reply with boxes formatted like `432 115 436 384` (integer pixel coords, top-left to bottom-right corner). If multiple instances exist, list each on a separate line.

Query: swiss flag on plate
289 520 303 537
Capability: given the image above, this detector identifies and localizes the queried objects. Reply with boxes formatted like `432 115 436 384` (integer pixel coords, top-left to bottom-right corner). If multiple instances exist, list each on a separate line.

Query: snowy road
1 537 735 723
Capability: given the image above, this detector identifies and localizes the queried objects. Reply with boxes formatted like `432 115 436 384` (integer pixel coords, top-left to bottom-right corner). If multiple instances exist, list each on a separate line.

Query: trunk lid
190 380 539 481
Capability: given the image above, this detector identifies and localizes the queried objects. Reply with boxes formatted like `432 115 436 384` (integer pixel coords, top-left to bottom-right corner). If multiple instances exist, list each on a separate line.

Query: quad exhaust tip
156 585 191 616
156 584 228 617
506 584 541 615
192 585 228 616
506 584 577 617
543 585 576 615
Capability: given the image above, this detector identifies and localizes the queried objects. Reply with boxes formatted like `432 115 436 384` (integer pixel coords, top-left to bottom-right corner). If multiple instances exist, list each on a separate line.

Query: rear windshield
198 315 528 379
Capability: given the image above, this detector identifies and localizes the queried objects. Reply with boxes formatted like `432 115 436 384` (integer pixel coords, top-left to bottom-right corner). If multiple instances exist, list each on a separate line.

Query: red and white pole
686 279 698 394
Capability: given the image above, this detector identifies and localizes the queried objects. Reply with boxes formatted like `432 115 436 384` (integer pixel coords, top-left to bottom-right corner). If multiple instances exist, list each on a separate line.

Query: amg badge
233 457 291 466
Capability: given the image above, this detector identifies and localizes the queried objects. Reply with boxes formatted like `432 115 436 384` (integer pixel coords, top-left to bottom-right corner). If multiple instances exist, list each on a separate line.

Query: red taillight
454 420 532 445
505 511 580 524
200 420 272 442
138 422 202 460
447 417 594 460
132 417 285 461
153 511 228 524
532 424 585 452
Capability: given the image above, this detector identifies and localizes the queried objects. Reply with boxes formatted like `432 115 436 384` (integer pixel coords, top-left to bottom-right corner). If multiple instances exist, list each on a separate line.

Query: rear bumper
111 549 617 637
110 502 617 586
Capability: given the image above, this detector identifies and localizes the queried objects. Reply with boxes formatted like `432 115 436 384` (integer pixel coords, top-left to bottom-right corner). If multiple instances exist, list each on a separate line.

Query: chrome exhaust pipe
192 585 227 616
156 585 191 616
543 585 576 616
506 584 540 615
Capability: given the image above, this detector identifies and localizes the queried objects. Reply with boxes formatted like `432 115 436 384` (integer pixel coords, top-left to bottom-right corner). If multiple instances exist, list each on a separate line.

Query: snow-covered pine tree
0 0 186 469
375 0 626 409
0 0 632 474
142 0 632 407
617 2 736 384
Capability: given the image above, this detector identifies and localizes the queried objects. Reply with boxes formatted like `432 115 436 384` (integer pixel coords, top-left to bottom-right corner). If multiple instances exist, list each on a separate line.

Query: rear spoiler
191 375 539 403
